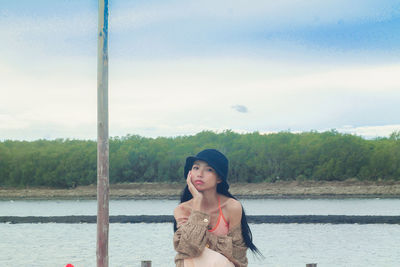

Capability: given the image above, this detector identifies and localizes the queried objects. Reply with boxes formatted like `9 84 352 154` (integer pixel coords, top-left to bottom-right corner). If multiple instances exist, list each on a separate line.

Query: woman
173 149 260 267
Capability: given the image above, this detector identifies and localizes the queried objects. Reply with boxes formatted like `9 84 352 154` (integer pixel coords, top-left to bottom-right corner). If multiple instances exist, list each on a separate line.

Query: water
1 198 400 216
1 223 399 267
1 199 400 266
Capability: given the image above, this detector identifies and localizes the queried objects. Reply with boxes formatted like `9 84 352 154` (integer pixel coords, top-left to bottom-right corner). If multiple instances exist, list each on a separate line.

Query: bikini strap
218 195 228 225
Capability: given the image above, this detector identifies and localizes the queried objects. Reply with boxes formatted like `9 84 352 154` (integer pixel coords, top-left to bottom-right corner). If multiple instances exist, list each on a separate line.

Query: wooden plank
96 0 109 266
141 261 152 267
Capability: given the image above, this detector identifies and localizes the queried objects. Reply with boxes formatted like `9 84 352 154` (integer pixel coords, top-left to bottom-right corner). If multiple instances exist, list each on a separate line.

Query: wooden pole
306 264 317 267
141 261 152 267
96 0 109 266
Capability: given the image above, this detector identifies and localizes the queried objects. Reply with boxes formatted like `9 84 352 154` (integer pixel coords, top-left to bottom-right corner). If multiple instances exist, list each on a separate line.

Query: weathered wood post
96 0 109 266
141 261 152 267
306 264 317 267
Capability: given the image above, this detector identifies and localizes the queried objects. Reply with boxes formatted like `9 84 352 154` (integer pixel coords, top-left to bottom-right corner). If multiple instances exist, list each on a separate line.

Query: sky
1 0 400 140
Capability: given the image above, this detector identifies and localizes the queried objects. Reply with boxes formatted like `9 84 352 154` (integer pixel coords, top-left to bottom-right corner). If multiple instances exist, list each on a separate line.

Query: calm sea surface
1 198 400 216
1 199 400 267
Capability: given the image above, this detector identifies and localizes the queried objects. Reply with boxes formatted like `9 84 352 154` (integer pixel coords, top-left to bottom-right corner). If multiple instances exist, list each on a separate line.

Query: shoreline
2 215 400 224
1 180 400 200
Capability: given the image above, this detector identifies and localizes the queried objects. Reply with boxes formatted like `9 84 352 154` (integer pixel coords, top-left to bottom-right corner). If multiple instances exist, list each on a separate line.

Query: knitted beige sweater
173 210 248 267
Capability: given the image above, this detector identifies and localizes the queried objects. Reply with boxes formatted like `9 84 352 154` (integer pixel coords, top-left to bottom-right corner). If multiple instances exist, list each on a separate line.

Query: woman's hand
187 171 203 211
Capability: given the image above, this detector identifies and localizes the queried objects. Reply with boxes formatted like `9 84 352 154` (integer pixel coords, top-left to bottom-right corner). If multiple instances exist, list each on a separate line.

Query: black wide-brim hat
184 149 229 189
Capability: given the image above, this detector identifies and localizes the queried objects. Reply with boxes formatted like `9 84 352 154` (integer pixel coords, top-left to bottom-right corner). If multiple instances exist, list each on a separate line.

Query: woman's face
190 160 221 191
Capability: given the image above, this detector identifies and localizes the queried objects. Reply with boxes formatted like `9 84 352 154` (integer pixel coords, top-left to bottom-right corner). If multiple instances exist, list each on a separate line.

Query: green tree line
0 130 399 188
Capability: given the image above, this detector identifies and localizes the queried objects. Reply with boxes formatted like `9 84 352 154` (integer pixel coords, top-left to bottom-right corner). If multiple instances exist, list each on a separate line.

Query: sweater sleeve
207 224 248 267
173 210 210 261
174 211 249 267
230 225 248 267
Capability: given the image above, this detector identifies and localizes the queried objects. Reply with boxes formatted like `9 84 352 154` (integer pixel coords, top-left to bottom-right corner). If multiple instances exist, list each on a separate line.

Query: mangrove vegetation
0 130 399 188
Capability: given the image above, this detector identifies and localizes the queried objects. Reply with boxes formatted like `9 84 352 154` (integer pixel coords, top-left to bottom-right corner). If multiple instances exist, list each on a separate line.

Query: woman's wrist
192 196 203 211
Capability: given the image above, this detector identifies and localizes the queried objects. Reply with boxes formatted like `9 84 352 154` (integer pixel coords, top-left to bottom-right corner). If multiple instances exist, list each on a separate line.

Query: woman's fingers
187 170 204 211
187 170 200 197
187 171 195 193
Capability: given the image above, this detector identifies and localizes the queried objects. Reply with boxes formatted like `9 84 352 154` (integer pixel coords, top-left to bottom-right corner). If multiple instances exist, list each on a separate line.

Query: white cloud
106 58 400 136
256 124 400 139
0 59 96 133
3 56 398 140
0 114 30 130
337 124 400 139
1 0 399 140
246 63 400 93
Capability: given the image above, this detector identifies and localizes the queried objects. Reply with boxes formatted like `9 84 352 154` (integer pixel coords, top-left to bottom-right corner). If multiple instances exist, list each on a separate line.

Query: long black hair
173 181 262 256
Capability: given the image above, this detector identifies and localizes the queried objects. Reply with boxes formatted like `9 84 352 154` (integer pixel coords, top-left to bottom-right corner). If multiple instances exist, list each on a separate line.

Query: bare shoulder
174 200 192 219
221 196 243 227
225 197 243 214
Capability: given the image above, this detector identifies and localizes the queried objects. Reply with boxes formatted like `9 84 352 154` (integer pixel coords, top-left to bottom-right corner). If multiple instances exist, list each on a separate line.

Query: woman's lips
194 180 204 185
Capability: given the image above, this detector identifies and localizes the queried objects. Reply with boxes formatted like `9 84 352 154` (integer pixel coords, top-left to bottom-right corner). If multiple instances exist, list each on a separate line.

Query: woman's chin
194 184 205 191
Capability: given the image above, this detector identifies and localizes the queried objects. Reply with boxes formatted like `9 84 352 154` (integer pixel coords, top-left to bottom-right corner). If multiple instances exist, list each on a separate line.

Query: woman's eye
207 168 214 172
192 166 199 170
